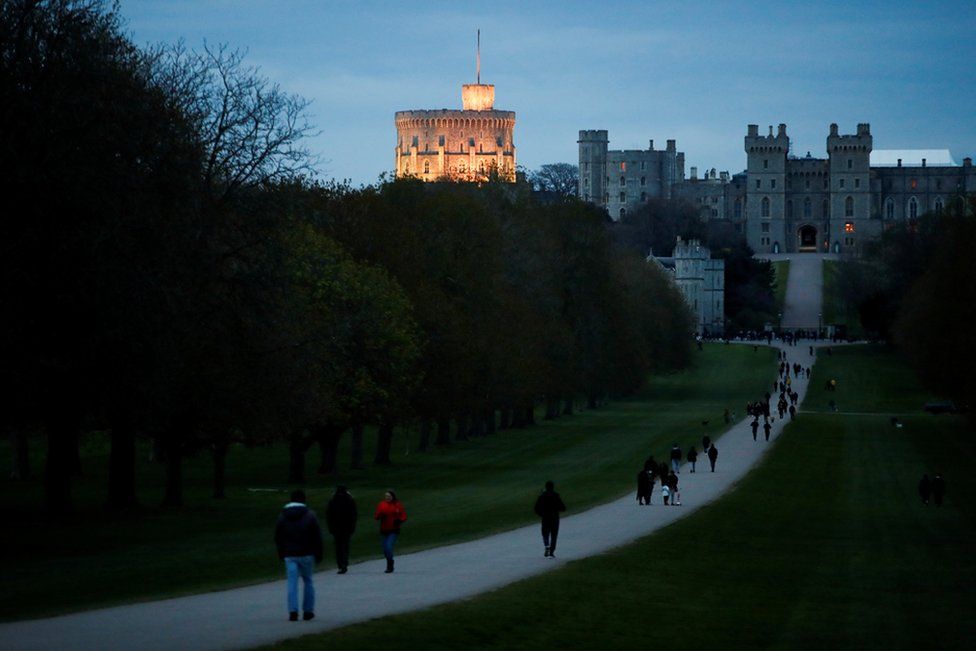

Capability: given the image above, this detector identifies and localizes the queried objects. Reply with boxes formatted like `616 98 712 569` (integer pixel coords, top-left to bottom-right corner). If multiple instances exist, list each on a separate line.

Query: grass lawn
0 344 776 621
772 259 790 318
267 345 976 650
822 260 865 337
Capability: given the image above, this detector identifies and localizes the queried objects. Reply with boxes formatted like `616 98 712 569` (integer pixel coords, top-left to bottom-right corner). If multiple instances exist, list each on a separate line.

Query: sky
121 0 976 187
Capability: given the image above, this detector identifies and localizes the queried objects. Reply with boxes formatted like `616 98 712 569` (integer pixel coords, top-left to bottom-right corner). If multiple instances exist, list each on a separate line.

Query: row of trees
1 1 695 514
836 195 976 410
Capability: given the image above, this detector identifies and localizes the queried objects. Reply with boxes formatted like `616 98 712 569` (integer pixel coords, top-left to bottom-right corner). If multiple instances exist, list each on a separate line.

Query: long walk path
760 253 833 329
1 345 821 651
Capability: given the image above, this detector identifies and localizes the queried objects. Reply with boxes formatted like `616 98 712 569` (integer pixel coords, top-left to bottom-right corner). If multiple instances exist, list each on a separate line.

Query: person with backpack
274 489 324 621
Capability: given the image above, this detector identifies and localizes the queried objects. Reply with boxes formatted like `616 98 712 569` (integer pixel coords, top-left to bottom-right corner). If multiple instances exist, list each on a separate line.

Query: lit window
423 160 430 174
911 179 917 189
844 221 855 233
620 162 626 172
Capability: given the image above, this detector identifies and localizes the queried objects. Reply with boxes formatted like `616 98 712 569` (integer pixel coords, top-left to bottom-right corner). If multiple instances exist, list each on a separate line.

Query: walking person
932 474 946 506
274 489 323 621
534 480 567 557
374 489 407 573
325 485 357 574
636 466 651 505
701 434 711 455
918 474 931 505
670 444 683 473
707 444 718 472
687 445 698 473
763 420 772 441
751 418 759 441
667 471 681 506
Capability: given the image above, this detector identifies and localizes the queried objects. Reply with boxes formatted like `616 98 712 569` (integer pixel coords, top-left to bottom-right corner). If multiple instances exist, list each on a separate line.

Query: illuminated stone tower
394 32 516 182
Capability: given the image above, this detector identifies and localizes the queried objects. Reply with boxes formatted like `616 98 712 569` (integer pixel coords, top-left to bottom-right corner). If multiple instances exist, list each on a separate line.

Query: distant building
652 237 725 335
577 131 684 220
394 47 515 182
580 123 975 255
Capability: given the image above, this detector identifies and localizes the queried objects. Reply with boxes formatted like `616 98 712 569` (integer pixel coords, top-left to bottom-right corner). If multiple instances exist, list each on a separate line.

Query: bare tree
144 41 319 203
528 163 579 197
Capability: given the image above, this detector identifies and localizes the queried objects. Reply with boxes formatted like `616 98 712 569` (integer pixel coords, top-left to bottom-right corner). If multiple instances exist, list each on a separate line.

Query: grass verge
0 344 776 621
265 345 975 650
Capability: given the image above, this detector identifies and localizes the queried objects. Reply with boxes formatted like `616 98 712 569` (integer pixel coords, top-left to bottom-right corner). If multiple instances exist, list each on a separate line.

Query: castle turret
826 123 873 253
745 123 790 253
578 130 609 204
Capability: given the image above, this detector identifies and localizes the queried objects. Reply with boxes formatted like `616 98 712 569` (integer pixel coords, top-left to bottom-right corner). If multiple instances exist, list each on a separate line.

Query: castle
580 124 976 254
651 237 725 335
394 39 516 182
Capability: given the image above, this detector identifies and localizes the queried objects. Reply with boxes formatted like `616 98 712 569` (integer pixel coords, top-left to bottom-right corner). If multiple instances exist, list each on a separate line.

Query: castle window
640 176 646 186
620 176 625 186
845 196 854 217
855 178 860 189
839 178 845 189
584 178 589 188
641 192 647 201
885 198 894 220
439 135 445 146
803 197 811 219
805 179 810 190
620 162 626 172
845 221 855 233
761 196 770 217
496 136 503 147
411 136 418 147
619 208 626 219
755 179 761 189
911 178 917 189
619 192 626 202
771 179 776 189
908 197 918 219
479 161 485 173
604 193 609 204
762 222 770 233
423 161 430 174
935 197 944 213
937 179 943 190
763 159 768 169
459 161 466 173
641 161 646 170
847 159 853 169
468 137 475 147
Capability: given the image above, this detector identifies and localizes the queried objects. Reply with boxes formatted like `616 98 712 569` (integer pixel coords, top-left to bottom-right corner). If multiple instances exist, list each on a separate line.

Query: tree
528 163 579 197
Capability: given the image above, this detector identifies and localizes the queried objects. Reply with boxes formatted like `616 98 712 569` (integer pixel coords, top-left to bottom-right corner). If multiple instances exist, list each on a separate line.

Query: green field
772 259 790 319
267 345 975 650
822 260 865 337
0 344 776 621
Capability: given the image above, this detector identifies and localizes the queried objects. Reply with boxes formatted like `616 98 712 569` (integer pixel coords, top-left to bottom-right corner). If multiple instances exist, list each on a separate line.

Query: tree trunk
524 402 536 426
350 421 365 469
498 408 511 430
212 442 228 499
374 422 394 465
455 414 469 442
9 430 30 480
288 434 307 484
563 397 574 416
107 420 138 510
417 418 431 452
314 425 342 476
544 397 560 420
162 437 183 507
435 417 451 445
485 409 496 436
44 415 76 514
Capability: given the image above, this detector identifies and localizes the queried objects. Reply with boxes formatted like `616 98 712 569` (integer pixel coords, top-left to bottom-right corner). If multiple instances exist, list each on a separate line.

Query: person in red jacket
374 489 407 573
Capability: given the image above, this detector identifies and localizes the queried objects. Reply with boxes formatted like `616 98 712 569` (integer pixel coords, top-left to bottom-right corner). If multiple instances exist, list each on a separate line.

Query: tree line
0 0 695 514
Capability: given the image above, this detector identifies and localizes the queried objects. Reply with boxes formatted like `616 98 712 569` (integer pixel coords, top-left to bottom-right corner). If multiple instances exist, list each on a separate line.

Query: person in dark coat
636 467 651 505
707 444 718 472
325 485 357 574
763 420 772 441
670 444 682 473
667 471 680 506
751 418 759 441
534 480 567 557
275 489 324 621
931 474 946 506
687 445 698 473
918 474 931 505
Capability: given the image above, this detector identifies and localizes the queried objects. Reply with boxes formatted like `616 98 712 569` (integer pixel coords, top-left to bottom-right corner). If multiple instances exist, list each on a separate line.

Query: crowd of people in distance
635 437 720 507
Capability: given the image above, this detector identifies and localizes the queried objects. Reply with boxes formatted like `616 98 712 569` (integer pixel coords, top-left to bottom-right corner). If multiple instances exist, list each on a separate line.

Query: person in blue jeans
275 489 324 621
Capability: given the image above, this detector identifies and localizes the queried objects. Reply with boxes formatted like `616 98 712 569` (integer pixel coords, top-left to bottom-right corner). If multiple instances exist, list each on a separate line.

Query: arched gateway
798 225 818 252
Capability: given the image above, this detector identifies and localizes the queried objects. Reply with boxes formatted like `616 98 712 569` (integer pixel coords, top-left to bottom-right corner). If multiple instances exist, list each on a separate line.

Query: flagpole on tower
476 29 480 84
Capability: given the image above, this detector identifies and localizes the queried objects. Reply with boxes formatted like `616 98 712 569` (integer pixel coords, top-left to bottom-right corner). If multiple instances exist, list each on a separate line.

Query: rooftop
871 149 957 167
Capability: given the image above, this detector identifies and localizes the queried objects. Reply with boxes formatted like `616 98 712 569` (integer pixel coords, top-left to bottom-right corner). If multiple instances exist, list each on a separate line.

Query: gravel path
0 342 822 651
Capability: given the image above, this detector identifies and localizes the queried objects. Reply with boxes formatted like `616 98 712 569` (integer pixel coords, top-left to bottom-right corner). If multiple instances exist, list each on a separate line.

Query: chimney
768 125 774 137
964 157 972 167
748 124 759 137
690 166 698 180
922 158 926 167
778 123 787 137
666 139 676 152
897 159 902 167
649 139 654 150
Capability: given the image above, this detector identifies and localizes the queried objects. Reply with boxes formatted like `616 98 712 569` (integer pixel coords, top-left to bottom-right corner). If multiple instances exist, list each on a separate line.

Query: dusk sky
122 0 976 186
